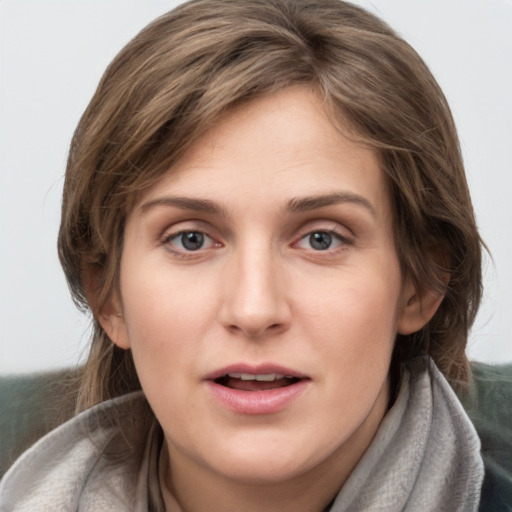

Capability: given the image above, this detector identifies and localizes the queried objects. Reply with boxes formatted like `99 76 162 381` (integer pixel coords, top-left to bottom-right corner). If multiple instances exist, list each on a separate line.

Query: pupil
182 232 204 251
310 232 331 250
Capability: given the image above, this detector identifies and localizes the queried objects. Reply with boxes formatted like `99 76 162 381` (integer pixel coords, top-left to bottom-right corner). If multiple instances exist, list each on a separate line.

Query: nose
218 244 291 339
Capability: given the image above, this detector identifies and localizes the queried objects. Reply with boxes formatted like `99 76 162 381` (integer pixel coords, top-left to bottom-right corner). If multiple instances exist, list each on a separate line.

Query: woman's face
108 87 420 489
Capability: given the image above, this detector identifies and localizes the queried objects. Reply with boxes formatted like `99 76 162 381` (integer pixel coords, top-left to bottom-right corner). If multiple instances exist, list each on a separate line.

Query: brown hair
58 0 483 411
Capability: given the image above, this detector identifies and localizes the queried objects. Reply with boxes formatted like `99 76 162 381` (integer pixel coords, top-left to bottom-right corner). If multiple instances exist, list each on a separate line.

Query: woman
0 0 486 510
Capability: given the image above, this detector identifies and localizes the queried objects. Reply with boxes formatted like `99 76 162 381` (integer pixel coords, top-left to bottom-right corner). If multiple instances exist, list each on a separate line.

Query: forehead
133 86 391 222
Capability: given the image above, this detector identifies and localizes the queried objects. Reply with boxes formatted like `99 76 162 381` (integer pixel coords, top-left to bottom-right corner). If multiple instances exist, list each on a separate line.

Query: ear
83 264 130 349
97 293 131 349
396 276 446 335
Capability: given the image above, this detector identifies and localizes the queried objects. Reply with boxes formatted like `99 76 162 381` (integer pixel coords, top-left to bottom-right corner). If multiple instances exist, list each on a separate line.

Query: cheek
118 264 218 387
304 266 401 335
121 262 213 336
299 260 402 379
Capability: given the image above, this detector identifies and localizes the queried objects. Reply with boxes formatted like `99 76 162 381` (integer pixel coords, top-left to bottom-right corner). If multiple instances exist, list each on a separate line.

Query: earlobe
397 278 445 335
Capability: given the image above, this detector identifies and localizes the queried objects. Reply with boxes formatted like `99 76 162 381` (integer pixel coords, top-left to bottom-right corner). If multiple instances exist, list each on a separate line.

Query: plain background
1 0 511 374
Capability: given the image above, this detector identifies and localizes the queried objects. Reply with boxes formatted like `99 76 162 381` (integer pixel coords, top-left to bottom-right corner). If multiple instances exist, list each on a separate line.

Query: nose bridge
220 235 290 337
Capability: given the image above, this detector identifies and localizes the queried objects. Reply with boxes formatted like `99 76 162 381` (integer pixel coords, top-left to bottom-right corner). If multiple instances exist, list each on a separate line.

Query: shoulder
459 362 512 512
0 391 153 512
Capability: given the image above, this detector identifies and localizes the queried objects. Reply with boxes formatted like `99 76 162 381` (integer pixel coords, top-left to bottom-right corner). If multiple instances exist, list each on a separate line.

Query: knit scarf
0 358 483 511
328 357 483 511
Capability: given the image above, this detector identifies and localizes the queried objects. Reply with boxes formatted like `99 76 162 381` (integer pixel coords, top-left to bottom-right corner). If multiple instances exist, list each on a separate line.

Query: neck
160 445 344 512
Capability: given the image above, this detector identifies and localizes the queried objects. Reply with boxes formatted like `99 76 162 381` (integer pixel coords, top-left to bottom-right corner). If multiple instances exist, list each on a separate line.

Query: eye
296 230 347 251
165 231 216 252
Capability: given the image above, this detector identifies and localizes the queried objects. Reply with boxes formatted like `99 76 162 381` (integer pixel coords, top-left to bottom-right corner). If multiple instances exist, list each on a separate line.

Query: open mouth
207 367 310 414
214 373 302 391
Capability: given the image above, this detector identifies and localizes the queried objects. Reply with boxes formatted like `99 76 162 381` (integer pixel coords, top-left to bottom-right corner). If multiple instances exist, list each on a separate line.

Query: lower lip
206 380 309 415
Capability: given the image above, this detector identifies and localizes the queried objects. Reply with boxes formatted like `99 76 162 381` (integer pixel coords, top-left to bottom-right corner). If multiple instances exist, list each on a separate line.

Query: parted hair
58 0 484 412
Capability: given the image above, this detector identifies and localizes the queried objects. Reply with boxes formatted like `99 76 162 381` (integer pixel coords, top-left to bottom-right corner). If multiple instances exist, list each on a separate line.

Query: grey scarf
0 358 483 511
329 357 483 511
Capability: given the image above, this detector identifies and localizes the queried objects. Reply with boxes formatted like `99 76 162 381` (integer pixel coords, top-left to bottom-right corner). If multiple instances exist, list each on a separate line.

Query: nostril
225 322 283 338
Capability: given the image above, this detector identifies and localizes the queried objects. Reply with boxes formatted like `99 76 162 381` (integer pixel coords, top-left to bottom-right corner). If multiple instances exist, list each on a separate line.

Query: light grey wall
1 0 511 374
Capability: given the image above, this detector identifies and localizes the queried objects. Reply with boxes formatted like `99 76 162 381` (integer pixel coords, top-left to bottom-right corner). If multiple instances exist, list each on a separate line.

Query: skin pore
100 86 441 512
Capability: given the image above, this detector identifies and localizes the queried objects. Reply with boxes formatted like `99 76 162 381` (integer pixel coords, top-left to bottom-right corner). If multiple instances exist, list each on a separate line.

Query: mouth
214 373 302 392
205 364 310 414
206 364 312 415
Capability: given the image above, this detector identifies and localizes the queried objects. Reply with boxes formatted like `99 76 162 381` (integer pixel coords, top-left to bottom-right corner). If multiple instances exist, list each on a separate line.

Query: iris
309 232 332 250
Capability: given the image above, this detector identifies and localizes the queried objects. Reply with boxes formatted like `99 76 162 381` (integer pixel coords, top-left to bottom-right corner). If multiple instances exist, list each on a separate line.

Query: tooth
227 373 289 381
255 374 276 382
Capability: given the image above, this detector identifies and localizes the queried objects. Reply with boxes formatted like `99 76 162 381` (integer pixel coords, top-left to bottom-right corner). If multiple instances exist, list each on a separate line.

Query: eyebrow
284 192 376 217
140 196 227 216
140 192 376 218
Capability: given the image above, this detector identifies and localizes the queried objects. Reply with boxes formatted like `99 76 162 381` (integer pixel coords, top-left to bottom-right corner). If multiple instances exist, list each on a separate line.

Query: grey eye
169 231 208 251
308 232 333 250
296 230 346 252
180 232 204 251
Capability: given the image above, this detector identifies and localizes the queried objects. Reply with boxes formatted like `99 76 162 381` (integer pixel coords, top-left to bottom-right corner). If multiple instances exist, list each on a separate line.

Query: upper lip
204 363 309 381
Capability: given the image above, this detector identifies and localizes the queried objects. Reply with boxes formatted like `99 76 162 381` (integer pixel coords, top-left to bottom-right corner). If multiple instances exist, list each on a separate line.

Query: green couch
0 369 78 476
1 363 511 510
459 362 512 510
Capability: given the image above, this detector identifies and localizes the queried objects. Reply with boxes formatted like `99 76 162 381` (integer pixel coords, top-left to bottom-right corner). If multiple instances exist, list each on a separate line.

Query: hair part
58 0 484 411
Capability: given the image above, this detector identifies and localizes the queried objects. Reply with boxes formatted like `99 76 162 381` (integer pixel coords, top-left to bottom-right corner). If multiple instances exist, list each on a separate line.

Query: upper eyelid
292 219 353 239
305 229 350 240
163 229 199 241
160 220 217 239
162 228 216 244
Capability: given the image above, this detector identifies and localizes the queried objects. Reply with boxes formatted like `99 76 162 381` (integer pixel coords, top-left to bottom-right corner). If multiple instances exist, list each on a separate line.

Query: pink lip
204 363 310 415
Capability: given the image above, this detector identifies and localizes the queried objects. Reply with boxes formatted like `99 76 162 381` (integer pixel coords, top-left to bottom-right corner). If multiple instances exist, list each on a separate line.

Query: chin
216 458 310 485
205 435 328 484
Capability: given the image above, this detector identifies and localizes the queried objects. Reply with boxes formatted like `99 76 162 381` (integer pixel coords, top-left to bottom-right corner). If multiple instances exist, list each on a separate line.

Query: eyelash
161 227 352 257
161 230 220 257
293 230 352 253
